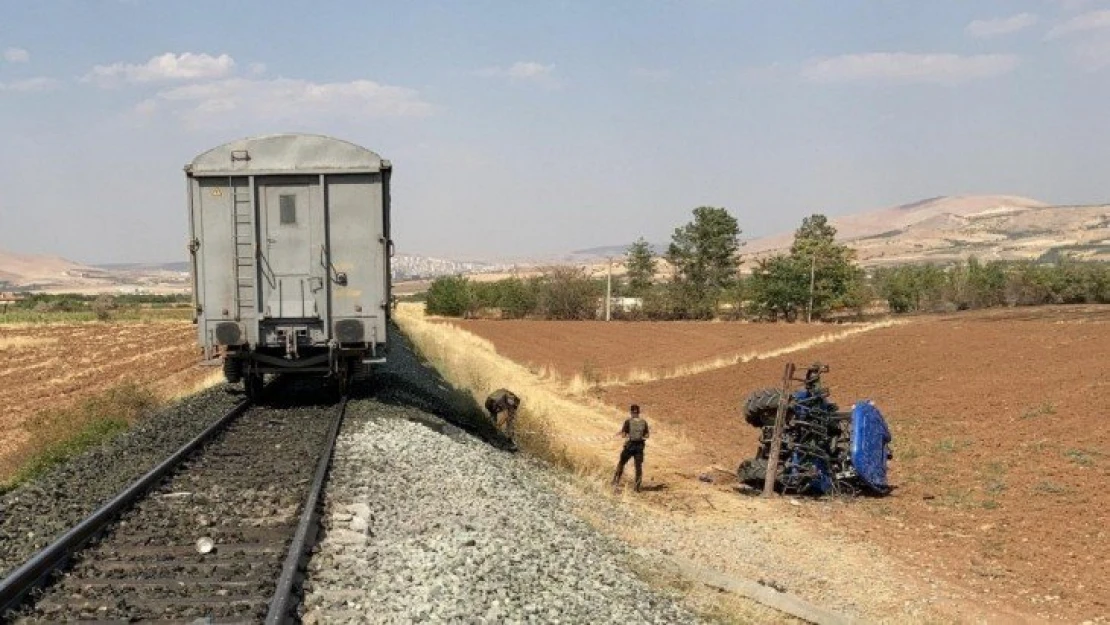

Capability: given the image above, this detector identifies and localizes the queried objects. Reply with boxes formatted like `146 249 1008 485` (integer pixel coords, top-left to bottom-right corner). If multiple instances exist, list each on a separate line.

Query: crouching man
485 388 521 443
612 404 649 492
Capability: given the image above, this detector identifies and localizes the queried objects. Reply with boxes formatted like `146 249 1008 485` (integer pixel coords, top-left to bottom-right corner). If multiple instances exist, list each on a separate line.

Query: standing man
485 388 521 442
612 404 649 492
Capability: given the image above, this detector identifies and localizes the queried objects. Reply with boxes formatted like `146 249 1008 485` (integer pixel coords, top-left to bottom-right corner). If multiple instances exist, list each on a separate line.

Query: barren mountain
740 195 1110 266
0 250 107 289
0 250 189 294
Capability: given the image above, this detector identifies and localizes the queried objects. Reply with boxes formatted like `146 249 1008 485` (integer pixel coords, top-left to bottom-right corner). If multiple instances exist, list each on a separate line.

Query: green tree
666 206 741 318
748 255 808 321
497 277 539 319
790 214 838 257
789 214 864 320
536 266 602 320
424 275 471 317
625 237 657 297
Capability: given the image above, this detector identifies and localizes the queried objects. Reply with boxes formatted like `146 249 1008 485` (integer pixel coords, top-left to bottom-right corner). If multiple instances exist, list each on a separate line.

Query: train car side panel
326 173 388 356
191 177 241 356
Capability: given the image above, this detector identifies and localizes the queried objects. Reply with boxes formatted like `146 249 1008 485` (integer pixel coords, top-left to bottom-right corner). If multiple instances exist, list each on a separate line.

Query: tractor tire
738 457 769 486
743 388 785 428
222 356 243 384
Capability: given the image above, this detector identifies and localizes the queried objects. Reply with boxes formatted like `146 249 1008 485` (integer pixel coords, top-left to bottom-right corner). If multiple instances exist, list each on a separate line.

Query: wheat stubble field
0 321 216 480
432 306 1110 623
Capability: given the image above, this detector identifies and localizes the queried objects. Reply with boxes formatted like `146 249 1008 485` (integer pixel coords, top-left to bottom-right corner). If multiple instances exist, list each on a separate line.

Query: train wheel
222 357 243 384
336 359 352 395
245 374 263 401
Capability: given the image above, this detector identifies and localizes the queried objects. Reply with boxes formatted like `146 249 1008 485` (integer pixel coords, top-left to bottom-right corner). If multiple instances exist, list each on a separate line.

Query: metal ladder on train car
231 183 257 320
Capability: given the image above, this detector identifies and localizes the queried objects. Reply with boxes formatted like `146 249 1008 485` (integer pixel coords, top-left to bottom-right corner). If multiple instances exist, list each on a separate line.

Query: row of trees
627 207 864 320
873 258 1110 312
423 205 1110 321
424 268 605 320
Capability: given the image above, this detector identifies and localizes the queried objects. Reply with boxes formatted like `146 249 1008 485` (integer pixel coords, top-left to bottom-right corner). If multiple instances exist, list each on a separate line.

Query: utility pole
605 257 612 322
806 253 816 324
763 362 796 497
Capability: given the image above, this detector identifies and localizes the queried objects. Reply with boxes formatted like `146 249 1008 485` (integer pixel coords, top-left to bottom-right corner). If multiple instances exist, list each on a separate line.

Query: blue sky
2 0 1110 263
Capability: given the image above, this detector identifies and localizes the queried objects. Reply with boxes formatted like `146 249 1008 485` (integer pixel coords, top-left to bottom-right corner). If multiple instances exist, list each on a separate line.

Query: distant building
597 296 643 317
611 297 643 312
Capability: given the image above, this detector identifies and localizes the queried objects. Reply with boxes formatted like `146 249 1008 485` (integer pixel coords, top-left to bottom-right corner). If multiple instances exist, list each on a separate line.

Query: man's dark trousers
614 441 645 490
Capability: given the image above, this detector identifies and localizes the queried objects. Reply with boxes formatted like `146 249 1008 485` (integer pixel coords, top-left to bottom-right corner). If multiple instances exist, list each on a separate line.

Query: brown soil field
464 307 1110 623
0 321 212 477
446 318 885 383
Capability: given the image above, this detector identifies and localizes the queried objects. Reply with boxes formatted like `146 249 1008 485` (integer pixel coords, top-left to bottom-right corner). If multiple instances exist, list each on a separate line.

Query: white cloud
477 61 562 87
0 77 61 93
3 47 30 63
801 52 1019 85
631 67 672 82
140 77 434 126
966 13 1040 38
1046 9 1110 38
85 52 235 85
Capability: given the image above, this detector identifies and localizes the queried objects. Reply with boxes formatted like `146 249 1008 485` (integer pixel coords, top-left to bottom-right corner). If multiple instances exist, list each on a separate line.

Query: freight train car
186 134 392 396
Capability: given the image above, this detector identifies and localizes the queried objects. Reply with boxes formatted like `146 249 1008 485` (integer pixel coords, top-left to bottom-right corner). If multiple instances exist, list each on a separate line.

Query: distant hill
739 195 1110 266
0 250 190 294
0 250 108 289
553 195 1110 275
568 242 668 259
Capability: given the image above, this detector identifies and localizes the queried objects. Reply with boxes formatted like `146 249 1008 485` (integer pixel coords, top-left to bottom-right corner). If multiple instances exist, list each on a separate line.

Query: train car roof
186 133 388 175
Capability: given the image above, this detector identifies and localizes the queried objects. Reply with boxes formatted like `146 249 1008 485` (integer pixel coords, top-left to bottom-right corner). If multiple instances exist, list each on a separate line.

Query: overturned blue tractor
737 364 893 496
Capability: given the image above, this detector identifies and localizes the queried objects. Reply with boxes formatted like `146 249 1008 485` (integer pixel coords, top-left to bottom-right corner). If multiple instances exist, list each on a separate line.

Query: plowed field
0 321 211 477
447 318 890 384
460 307 1110 623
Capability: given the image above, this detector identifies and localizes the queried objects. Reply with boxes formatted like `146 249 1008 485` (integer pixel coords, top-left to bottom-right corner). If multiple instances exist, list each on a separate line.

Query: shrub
92 294 117 321
425 276 471 317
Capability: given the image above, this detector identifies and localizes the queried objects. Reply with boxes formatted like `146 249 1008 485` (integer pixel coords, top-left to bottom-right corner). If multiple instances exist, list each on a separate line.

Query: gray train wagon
185 133 393 396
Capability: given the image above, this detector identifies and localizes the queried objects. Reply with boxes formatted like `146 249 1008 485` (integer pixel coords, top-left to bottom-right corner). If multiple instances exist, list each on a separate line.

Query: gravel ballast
303 400 701 624
0 385 242 578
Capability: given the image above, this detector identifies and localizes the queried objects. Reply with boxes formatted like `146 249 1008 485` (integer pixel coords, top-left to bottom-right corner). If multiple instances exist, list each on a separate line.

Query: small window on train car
279 195 296 224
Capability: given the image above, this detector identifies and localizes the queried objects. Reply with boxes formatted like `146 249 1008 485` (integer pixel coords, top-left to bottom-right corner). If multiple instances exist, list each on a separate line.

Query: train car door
258 179 326 319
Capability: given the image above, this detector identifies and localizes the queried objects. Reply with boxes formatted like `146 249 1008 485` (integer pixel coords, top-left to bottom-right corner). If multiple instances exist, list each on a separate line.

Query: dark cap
630 404 640 414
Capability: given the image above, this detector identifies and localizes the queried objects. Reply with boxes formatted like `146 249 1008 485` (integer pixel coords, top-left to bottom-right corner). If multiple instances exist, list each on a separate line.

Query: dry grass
1 381 157 490
166 368 225 401
396 303 700 479
0 369 224 490
0 336 57 351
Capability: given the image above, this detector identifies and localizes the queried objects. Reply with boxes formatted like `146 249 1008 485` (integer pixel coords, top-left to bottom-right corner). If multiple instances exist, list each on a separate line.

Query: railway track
0 381 346 624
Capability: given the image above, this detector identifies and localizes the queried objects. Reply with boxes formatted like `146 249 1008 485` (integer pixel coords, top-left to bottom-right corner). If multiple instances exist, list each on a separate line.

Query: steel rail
0 397 253 617
265 395 348 625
